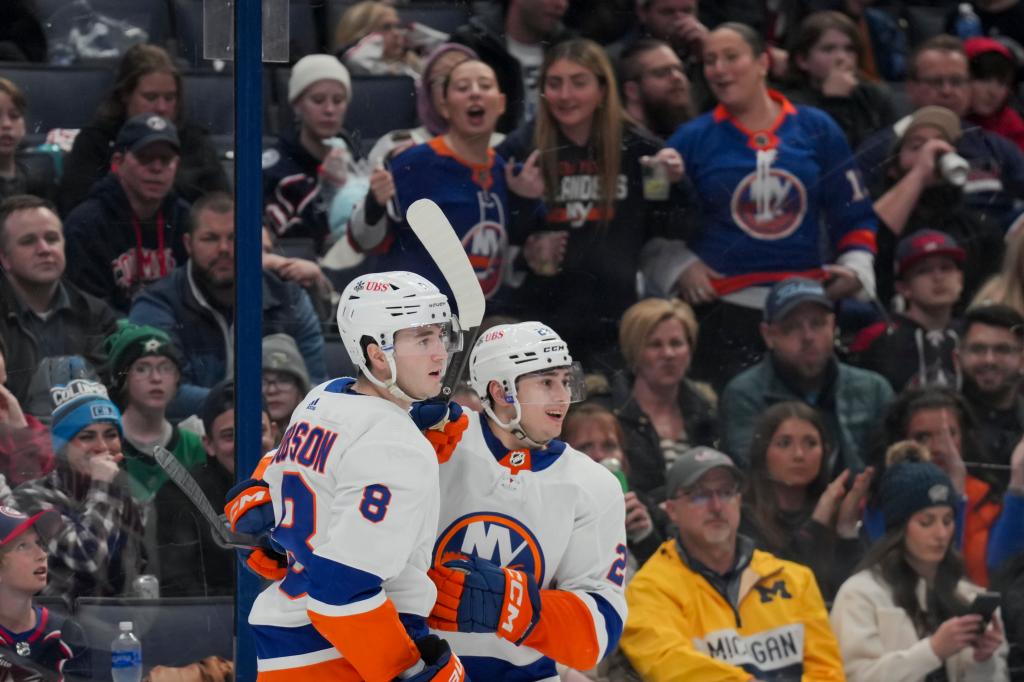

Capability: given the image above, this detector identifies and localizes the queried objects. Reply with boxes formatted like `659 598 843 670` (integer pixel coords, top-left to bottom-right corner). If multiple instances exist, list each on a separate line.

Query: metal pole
234 0 262 679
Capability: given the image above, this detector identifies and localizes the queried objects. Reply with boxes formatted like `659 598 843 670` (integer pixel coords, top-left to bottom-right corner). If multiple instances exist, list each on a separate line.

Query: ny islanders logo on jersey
434 512 545 583
730 150 807 241
462 221 507 299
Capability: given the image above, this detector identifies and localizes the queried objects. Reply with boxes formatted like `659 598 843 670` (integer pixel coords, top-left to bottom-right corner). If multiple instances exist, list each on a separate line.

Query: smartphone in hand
969 591 1001 627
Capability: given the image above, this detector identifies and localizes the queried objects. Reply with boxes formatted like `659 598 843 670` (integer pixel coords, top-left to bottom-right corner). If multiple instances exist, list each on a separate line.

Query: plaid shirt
13 469 145 599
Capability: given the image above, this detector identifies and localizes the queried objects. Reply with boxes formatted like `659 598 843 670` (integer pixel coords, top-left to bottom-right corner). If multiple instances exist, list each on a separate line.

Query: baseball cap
897 106 962 145
965 36 1014 62
895 229 965 278
0 506 61 546
115 114 180 154
666 446 742 498
763 277 833 324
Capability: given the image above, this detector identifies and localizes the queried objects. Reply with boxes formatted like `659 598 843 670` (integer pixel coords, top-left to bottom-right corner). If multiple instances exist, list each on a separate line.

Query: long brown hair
856 517 968 635
742 401 832 551
96 44 183 126
534 39 623 226
785 11 865 87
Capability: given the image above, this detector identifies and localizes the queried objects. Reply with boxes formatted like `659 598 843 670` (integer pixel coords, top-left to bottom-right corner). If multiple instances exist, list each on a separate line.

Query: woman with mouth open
654 22 879 391
830 442 1007 681
348 58 542 309
497 38 694 373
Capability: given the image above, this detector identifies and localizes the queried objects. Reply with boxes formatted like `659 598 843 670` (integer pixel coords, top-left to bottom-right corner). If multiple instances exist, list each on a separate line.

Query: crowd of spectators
3 0 1024 679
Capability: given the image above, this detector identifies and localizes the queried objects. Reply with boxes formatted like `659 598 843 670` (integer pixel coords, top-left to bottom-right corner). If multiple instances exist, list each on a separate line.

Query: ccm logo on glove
503 570 528 634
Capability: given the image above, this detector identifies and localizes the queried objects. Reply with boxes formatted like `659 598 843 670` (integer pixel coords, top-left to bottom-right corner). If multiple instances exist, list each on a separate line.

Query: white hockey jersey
433 410 628 680
248 378 439 677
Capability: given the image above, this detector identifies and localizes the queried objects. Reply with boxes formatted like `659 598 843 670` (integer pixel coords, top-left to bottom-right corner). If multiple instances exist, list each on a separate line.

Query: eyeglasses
914 75 968 89
130 361 177 377
262 375 298 391
962 343 1022 358
677 485 740 506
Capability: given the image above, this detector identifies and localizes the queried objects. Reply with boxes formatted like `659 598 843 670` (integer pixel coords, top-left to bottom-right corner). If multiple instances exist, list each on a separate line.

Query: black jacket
782 81 897 151
63 173 191 315
0 275 118 403
57 117 229 216
605 372 717 501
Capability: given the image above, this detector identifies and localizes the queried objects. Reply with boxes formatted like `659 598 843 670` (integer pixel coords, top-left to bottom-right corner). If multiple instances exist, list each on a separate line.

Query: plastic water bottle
954 3 983 40
111 621 142 682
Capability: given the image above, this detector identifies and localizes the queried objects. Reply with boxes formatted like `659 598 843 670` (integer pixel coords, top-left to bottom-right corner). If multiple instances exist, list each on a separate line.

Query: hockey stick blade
153 445 261 550
406 198 486 400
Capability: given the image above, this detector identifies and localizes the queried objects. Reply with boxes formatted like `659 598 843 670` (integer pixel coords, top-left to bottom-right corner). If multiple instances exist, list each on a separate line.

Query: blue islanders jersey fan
428 323 627 680
366 137 516 302
667 91 878 296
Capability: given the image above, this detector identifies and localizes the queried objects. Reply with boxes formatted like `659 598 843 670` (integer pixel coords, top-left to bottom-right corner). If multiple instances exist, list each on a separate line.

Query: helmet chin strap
483 401 549 450
362 353 421 404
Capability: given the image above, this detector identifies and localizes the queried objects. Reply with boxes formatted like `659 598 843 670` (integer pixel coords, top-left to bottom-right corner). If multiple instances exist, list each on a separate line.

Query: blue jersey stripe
590 592 624 659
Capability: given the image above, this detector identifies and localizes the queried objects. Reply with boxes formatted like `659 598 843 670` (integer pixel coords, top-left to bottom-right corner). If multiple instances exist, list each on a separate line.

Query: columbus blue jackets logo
434 512 545 584
462 221 507 299
730 167 807 241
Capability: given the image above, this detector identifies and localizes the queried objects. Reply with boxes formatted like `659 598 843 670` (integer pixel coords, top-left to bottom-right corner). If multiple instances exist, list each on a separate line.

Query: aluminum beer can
132 574 160 599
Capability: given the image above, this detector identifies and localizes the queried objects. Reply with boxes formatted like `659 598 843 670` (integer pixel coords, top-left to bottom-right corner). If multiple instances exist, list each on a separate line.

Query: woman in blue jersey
657 22 879 390
348 59 542 307
498 38 695 372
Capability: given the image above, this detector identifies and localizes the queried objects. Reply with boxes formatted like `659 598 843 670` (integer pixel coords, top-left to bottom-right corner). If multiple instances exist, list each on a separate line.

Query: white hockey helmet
469 322 585 446
337 271 460 401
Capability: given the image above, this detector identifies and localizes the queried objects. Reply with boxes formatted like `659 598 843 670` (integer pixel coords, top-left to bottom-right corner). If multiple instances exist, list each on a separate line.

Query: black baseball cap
895 230 965 278
115 114 180 154
763 277 833 324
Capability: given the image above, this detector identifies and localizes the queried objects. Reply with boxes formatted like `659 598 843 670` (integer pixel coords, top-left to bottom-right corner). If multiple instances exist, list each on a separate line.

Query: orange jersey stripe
308 600 419 681
522 590 600 670
251 453 275 481
710 267 827 297
257 656 361 681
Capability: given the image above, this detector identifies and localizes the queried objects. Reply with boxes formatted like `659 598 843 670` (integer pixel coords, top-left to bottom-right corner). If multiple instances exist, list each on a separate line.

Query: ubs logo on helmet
462 221 508 299
434 512 545 584
730 168 807 241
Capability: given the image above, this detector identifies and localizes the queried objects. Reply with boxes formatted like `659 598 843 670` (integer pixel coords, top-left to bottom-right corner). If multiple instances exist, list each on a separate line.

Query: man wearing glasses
958 304 1024 470
855 34 1024 233
621 446 844 681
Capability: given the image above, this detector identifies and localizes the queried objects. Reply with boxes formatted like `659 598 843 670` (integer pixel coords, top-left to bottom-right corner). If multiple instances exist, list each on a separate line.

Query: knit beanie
289 54 352 104
50 379 122 453
104 320 182 395
878 456 956 530
416 43 478 136
262 334 311 394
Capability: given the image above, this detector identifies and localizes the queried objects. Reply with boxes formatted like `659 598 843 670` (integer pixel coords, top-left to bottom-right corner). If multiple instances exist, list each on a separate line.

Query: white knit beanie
288 54 352 104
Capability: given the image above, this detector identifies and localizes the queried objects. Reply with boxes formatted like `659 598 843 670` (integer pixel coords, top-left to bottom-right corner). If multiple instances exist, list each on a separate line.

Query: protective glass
512 362 587 405
390 319 463 357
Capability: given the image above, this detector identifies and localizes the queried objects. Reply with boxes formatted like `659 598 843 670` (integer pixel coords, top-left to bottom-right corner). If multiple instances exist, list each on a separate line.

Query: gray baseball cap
666 446 743 498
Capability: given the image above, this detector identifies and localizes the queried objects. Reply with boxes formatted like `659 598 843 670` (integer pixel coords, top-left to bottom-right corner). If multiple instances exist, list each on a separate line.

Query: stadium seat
0 65 112 140
75 596 234 677
183 71 234 135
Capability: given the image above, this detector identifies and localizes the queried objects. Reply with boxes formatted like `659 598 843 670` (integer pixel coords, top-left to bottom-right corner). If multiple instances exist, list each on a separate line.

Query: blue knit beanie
49 380 123 453
879 458 956 530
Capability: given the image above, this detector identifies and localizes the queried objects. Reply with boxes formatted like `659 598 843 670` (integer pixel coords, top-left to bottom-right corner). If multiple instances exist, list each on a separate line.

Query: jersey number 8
359 484 392 523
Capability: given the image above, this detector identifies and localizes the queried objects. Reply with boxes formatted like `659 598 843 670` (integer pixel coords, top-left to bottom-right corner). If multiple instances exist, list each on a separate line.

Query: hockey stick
406 198 486 400
153 445 261 550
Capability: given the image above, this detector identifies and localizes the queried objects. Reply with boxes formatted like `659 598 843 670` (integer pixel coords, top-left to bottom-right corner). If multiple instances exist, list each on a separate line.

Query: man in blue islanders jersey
242 271 468 681
427 323 628 680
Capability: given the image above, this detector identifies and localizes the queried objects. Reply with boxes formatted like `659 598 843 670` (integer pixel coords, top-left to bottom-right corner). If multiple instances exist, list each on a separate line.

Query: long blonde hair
972 228 1024 315
534 39 624 226
334 1 394 51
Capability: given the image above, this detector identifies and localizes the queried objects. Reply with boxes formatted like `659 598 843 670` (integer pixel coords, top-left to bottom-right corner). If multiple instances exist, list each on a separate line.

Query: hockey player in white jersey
427 322 628 680
239 271 468 681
